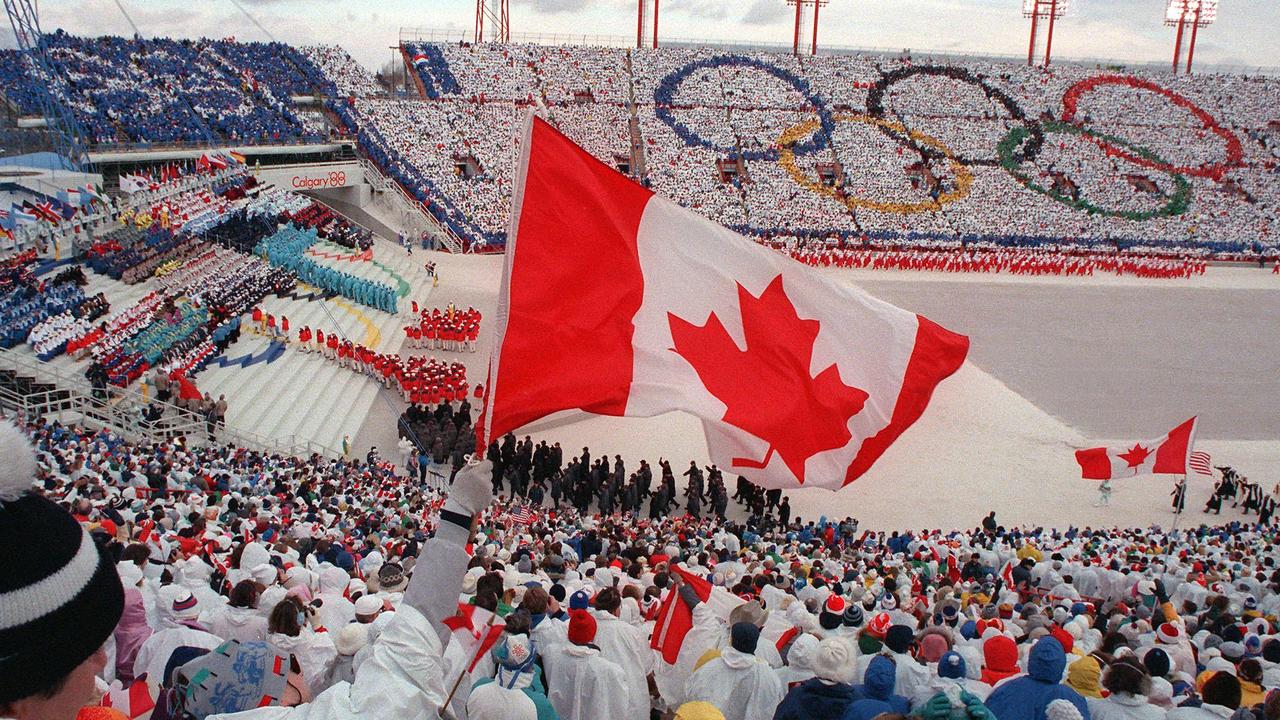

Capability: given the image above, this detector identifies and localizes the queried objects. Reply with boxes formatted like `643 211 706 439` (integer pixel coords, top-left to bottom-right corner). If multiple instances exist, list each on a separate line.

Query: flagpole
1170 476 1183 533
440 610 499 714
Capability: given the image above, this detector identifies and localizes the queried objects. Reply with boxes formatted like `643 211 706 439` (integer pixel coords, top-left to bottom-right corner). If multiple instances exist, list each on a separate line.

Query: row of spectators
6 412 1280 720
784 245 1210 279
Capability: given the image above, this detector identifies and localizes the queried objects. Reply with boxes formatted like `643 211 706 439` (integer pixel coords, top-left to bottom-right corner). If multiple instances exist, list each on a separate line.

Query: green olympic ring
997 120 1192 221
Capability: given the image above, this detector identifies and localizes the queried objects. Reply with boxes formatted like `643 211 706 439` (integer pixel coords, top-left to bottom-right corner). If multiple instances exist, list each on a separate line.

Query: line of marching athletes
289 323 470 406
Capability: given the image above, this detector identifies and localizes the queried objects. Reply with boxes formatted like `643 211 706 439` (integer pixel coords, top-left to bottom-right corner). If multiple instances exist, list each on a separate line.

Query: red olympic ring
1060 74 1243 181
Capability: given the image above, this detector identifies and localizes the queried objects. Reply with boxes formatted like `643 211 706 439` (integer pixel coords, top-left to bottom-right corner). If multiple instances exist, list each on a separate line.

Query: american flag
1189 451 1213 476
510 506 533 525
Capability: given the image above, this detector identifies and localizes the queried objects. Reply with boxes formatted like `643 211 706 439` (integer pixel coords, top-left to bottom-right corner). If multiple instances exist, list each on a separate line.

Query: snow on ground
349 253 1279 531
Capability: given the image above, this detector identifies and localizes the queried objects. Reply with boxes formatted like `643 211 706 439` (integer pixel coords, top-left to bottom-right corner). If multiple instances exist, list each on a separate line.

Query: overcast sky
30 0 1280 75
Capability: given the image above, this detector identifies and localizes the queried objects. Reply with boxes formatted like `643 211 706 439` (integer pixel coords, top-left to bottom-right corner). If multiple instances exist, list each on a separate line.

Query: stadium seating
0 31 344 145
4 35 1278 257
338 43 1280 258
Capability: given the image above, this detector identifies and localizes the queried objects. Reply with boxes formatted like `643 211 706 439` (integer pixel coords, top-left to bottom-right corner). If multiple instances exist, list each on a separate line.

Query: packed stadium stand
369 42 1279 257
4 34 1278 259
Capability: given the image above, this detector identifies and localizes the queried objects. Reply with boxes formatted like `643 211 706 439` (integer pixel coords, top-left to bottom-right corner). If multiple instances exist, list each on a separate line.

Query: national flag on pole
196 154 211 173
478 116 969 491
209 153 229 170
79 183 103 204
510 506 533 525
412 53 429 67
1074 417 1198 480
1188 450 1213 477
10 204 37 225
649 564 745 664
119 174 147 194
651 565 711 664
229 150 246 165
30 201 60 224
999 559 1015 587
441 604 505 673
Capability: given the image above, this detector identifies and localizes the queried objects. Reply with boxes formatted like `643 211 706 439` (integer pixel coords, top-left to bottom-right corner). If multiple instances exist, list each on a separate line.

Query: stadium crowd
325 42 1279 262
0 32 340 145
3 414 1280 720
4 35 1277 261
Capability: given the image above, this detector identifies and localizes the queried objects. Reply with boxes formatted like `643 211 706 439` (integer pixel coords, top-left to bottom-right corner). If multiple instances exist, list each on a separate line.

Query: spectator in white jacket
1087 659 1167 720
205 579 269 643
684 622 785 720
266 596 339 693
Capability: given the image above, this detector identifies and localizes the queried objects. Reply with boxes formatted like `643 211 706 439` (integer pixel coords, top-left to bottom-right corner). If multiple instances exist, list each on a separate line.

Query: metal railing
0 348 342 458
357 155 465 253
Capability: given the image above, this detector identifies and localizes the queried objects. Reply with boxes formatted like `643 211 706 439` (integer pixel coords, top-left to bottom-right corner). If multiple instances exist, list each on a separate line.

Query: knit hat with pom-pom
0 421 124 704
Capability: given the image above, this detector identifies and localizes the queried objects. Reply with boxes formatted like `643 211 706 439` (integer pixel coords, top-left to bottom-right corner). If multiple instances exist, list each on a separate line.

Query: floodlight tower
785 0 829 56
1023 0 1071 67
1166 0 1218 75
474 0 510 44
637 0 659 49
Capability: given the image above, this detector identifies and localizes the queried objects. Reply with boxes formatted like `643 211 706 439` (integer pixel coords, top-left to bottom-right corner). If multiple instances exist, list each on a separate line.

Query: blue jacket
985 637 1091 720
844 655 910 720
773 677 856 720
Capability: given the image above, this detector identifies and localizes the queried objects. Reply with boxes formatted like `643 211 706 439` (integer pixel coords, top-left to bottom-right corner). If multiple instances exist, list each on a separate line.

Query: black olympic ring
865 65 1045 167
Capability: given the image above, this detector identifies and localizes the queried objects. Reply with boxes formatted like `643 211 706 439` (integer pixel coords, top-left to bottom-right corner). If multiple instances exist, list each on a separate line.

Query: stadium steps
256 358 359 443
290 369 381 450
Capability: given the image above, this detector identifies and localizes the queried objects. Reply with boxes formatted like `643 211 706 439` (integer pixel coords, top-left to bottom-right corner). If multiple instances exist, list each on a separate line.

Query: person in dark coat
843 655 910 720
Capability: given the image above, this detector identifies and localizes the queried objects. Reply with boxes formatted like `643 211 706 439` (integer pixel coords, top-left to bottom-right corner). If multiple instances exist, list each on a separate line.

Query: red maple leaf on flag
1118 443 1151 468
668 275 869 485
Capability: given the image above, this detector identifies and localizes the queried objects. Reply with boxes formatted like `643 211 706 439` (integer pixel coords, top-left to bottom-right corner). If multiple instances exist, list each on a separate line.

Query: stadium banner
479 114 969 491
255 162 363 191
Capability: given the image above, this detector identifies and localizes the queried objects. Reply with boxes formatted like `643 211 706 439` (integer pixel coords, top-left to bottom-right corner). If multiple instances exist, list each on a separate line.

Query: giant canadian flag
478 116 969 490
1074 417 1198 480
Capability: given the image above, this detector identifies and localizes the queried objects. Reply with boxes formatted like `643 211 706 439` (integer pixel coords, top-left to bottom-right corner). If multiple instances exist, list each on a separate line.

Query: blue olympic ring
653 55 833 161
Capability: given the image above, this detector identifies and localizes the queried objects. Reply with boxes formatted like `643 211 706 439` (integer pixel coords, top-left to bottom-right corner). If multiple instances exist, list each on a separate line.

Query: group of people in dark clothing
1202 467 1276 522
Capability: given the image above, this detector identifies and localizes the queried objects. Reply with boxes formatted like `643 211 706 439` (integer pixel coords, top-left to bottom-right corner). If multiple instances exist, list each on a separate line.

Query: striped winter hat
0 421 124 703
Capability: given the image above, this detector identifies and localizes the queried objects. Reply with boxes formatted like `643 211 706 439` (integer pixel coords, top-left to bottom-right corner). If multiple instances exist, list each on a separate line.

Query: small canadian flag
1074 417 1198 480
478 116 969 491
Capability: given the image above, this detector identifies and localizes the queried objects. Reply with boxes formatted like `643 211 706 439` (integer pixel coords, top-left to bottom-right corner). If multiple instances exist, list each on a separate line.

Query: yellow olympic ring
776 113 973 214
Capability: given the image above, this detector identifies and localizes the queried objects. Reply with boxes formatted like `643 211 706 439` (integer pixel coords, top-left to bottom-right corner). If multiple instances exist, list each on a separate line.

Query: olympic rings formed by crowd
998 120 1194 220
652 55 1245 220
865 65 1046 167
1060 74 1244 181
777 113 974 214
653 54 832 161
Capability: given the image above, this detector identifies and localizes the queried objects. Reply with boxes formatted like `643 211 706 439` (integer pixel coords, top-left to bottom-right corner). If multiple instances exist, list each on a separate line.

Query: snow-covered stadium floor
351 254 1279 531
